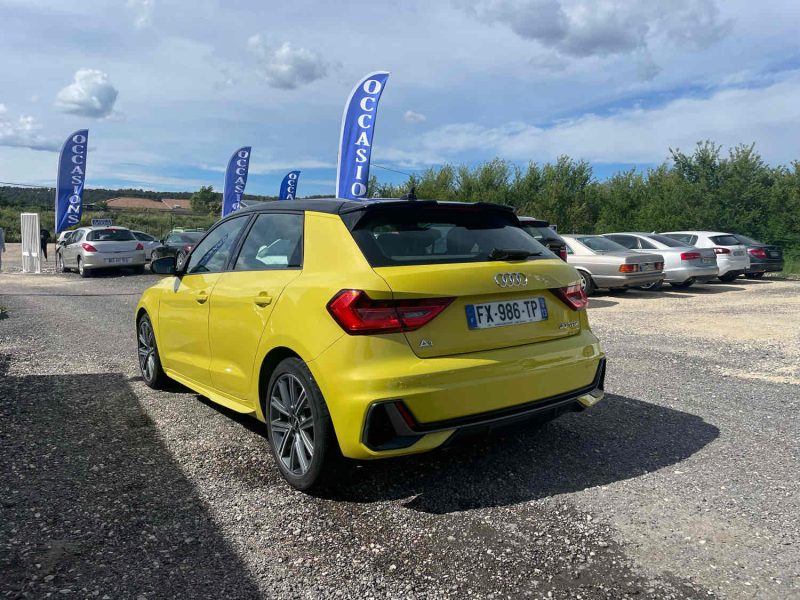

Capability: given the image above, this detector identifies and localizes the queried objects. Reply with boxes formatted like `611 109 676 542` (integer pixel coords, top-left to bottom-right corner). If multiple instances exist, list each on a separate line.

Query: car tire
578 270 595 296
77 257 91 278
719 273 739 283
265 357 342 493
670 278 695 289
745 272 765 279
638 280 663 291
56 252 67 273
137 314 169 390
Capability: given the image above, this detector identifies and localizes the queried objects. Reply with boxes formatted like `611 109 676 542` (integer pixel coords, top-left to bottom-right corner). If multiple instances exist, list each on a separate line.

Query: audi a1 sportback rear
136 199 606 491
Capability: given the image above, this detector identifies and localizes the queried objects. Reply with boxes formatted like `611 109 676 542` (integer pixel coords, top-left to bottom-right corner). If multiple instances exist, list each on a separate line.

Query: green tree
191 185 220 215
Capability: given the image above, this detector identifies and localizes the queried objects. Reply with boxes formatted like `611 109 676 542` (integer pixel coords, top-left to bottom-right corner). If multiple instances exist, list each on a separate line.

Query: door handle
254 292 273 307
195 291 209 304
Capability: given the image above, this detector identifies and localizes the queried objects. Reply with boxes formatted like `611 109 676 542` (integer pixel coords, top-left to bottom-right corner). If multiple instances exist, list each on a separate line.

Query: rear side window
350 206 552 267
605 235 637 249
646 234 685 247
235 213 303 270
87 228 134 241
134 232 155 242
710 235 740 246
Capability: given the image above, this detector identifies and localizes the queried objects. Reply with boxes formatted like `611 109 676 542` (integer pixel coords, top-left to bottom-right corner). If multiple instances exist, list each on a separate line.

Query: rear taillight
552 284 588 311
327 290 454 335
655 262 664 270
558 247 568 261
135 243 144 251
81 243 98 253
714 247 731 255
748 248 767 259
619 263 640 273
680 251 700 261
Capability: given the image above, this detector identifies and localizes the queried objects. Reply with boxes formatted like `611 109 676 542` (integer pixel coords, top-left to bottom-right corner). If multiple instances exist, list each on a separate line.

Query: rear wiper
488 248 542 261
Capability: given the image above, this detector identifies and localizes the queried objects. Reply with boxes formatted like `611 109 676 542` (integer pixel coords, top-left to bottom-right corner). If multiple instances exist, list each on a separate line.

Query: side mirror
150 256 177 275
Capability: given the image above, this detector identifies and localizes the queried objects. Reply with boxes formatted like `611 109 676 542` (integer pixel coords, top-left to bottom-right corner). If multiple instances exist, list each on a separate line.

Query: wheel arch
257 347 302 422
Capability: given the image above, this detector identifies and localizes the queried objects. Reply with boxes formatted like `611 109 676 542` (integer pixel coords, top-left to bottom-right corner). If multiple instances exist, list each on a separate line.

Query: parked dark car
518 217 568 261
150 230 205 264
732 234 784 278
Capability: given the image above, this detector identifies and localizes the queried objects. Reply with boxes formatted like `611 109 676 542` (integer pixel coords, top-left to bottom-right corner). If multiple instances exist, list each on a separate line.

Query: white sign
21 213 41 274
92 218 113 227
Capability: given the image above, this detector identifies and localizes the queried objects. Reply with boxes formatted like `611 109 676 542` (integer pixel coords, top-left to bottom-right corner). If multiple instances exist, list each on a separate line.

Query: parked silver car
56 226 146 277
602 232 718 289
561 235 664 294
661 231 751 282
131 230 161 261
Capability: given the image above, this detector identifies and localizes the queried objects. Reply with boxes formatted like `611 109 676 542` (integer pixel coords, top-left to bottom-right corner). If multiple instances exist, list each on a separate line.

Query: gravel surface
1 260 798 599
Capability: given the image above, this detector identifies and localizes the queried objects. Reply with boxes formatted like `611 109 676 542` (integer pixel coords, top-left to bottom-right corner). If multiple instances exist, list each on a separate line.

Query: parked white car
602 232 718 289
131 230 161 261
661 231 750 282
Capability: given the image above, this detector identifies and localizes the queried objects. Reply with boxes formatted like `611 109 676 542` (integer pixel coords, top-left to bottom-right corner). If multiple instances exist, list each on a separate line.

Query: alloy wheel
137 318 157 382
269 373 315 477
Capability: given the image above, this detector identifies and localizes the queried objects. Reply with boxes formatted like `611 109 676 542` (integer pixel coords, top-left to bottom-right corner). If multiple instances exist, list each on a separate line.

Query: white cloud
247 35 329 89
199 158 335 174
404 109 427 124
127 0 154 29
459 0 731 77
0 112 59 152
55 69 119 118
399 75 800 165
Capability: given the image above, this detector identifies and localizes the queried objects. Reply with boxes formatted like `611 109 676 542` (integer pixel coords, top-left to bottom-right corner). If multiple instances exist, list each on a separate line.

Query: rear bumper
747 260 783 273
718 259 750 276
664 264 718 283
362 358 606 452
308 328 605 459
593 272 663 289
82 251 146 269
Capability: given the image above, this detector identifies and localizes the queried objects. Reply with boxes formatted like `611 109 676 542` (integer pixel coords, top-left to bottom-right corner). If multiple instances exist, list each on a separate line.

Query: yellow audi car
136 199 605 490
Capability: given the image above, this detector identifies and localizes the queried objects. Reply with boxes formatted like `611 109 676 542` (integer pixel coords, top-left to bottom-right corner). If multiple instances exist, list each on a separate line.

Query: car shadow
325 394 719 513
0 357 262 598
586 298 619 308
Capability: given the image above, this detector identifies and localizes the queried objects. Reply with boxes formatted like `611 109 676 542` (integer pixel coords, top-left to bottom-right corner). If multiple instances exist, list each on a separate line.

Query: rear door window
646 234 685 247
234 213 304 270
349 205 552 267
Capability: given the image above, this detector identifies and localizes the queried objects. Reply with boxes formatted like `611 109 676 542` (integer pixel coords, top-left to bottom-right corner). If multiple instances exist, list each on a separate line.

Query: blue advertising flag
222 146 251 217
336 71 390 200
54 129 89 233
279 170 301 200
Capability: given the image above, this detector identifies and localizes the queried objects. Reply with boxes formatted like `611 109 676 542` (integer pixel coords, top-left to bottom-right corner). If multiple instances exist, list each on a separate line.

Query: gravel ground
1 250 798 599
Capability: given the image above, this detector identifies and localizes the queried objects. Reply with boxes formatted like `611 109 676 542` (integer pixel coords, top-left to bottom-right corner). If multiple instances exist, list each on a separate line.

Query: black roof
235 198 516 216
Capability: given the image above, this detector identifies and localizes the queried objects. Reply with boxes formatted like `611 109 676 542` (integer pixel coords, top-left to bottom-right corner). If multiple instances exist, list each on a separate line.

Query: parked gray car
56 226 146 277
561 235 664 294
602 232 718 289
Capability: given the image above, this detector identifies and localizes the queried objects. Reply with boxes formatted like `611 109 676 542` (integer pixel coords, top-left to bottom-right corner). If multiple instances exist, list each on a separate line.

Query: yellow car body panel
136 207 605 462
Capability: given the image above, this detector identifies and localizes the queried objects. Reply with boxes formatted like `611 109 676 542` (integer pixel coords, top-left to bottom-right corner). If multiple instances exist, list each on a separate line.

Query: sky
1 0 800 197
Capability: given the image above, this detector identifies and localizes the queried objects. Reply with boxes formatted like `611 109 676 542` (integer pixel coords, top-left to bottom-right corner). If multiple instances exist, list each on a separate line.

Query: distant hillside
0 186 278 207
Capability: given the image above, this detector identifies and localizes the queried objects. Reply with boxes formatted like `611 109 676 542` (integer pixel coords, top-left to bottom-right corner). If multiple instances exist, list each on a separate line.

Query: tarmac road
1 256 798 599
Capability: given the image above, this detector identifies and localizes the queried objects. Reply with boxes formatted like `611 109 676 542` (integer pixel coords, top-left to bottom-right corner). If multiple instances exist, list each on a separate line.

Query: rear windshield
87 228 134 241
520 223 561 243
576 236 627 252
646 234 686 247
350 206 553 267
710 235 740 246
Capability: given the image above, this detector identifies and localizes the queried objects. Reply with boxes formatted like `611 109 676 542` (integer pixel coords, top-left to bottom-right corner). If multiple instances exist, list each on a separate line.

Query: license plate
769 251 780 258
106 257 131 264
641 263 655 272
466 297 548 330
734 250 744 256
702 257 713 264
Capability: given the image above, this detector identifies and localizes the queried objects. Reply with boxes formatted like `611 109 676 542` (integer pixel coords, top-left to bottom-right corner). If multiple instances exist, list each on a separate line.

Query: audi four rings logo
494 272 528 287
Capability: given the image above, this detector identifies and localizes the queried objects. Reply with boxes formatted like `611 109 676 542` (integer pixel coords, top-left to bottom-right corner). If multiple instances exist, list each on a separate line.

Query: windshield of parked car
576 236 628 253
350 205 553 267
166 232 204 245
734 234 760 245
710 235 741 246
86 228 135 241
646 234 686 247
